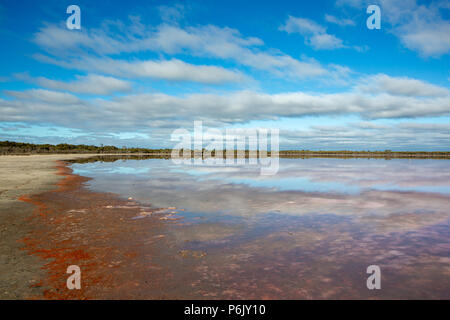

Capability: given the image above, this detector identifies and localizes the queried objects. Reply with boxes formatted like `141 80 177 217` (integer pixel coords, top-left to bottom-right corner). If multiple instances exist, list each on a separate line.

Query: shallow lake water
70 157 450 299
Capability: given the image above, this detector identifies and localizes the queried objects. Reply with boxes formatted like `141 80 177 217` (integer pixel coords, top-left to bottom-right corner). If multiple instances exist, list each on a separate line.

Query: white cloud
315 119 450 148
280 16 345 50
158 4 185 24
280 16 326 35
324 14 356 26
4 89 81 104
282 121 450 151
399 21 450 57
34 56 248 84
279 15 366 51
308 33 345 50
398 122 450 131
2 75 449 134
142 23 333 78
16 74 132 95
384 0 450 57
33 24 113 55
33 20 334 79
337 0 450 57
357 74 450 97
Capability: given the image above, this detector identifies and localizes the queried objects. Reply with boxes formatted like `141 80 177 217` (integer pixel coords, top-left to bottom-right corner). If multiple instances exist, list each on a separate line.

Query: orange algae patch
19 160 173 299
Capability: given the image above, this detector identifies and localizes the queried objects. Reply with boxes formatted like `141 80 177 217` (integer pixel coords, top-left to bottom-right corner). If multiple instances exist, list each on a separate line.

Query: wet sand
0 155 95 298
0 155 198 299
21 163 180 299
0 154 172 299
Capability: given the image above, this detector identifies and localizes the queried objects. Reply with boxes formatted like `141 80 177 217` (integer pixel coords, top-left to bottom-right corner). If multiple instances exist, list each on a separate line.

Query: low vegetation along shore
2 140 450 159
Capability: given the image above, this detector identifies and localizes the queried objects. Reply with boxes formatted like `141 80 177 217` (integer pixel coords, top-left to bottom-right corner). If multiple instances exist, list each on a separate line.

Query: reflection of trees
67 155 171 164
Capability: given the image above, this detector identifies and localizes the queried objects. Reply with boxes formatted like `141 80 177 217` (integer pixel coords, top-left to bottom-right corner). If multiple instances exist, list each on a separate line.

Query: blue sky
0 0 449 150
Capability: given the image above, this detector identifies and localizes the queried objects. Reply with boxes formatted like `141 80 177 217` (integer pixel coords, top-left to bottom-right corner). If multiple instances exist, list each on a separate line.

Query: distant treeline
278 150 450 159
0 141 171 155
1 141 450 159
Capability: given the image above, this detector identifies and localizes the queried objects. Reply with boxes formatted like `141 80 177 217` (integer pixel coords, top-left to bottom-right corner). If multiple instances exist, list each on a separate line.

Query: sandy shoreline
0 154 185 299
0 154 104 299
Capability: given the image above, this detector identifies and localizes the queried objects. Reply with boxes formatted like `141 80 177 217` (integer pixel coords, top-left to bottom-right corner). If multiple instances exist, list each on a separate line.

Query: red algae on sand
19 161 179 299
